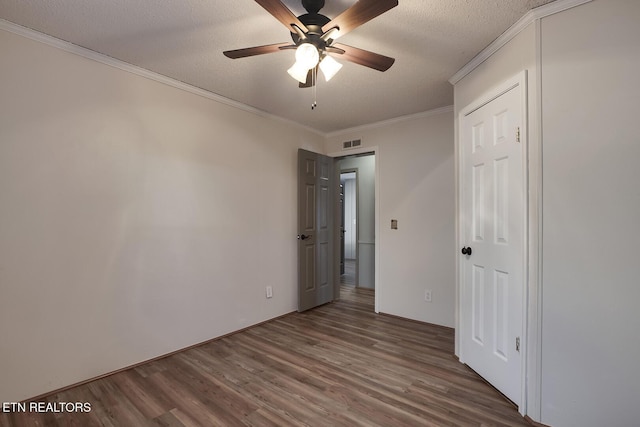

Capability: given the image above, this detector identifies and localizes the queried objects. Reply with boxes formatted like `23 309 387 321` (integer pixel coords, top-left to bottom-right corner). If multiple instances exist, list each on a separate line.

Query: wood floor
2 286 531 427
340 259 356 287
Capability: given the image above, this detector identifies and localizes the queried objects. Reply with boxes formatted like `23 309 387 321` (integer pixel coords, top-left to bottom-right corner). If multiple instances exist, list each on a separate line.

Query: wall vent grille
342 139 362 150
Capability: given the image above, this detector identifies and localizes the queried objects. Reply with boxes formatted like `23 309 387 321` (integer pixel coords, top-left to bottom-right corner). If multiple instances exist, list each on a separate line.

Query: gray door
298 149 335 312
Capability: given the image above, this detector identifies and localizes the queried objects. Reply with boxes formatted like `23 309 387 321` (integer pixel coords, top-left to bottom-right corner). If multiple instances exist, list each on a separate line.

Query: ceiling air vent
342 139 362 150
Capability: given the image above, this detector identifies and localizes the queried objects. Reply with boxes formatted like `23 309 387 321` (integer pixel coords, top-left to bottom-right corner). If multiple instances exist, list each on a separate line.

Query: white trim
519 70 530 418
448 0 593 84
459 72 525 117
525 18 545 423
457 71 528 415
327 145 376 158
325 106 454 138
0 18 324 137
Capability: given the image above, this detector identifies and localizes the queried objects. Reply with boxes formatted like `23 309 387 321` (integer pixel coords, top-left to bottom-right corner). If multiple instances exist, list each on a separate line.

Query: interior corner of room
1 0 639 426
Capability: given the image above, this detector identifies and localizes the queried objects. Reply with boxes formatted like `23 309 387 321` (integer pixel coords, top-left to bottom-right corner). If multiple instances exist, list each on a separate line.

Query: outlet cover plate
424 290 432 302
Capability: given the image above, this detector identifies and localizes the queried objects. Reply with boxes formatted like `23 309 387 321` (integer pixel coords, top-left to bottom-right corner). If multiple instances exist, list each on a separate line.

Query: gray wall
0 28 325 402
540 1 640 425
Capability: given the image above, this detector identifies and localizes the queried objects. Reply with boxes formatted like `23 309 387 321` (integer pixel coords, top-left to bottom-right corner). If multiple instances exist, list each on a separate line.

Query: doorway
340 171 357 288
334 152 375 308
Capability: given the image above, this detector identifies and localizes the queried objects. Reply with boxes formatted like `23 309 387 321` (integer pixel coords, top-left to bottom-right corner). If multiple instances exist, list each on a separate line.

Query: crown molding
325 105 454 139
449 0 593 85
0 18 325 137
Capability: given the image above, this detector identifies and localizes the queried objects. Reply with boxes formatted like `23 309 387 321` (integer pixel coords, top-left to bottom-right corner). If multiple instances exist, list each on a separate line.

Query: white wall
540 1 640 425
326 110 455 327
0 28 324 402
338 156 376 288
454 0 640 424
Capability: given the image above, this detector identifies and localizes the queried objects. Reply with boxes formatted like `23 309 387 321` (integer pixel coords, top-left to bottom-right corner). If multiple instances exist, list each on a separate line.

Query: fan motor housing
291 13 331 46
302 0 325 14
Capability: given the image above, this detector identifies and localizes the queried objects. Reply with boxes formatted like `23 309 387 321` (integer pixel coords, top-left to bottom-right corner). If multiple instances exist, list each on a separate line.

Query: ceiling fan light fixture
288 61 310 83
294 43 320 70
224 0 398 89
319 55 342 82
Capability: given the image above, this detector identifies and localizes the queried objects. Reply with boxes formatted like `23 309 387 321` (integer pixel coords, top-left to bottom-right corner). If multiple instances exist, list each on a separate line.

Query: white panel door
460 83 525 406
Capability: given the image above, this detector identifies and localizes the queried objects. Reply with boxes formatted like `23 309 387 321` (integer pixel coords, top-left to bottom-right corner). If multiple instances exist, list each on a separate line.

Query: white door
460 80 525 406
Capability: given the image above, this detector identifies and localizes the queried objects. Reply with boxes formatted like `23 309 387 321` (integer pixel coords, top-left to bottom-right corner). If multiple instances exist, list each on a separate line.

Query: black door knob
298 234 312 240
461 247 472 256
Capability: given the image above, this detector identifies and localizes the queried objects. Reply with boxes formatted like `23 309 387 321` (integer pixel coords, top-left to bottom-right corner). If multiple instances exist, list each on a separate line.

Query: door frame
456 71 534 415
328 146 379 313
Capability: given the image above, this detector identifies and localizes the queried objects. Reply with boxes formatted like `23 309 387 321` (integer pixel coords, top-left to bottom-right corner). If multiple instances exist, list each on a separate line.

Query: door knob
298 234 312 240
461 247 472 256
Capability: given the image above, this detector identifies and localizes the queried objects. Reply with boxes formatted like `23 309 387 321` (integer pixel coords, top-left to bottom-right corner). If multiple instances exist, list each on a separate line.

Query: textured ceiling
0 0 556 133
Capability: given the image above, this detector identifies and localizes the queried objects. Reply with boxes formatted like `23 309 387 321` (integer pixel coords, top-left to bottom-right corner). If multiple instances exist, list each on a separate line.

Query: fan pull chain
311 67 317 110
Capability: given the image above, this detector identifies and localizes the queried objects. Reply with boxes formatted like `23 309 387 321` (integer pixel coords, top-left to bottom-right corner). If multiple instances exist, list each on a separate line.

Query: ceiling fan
223 0 398 88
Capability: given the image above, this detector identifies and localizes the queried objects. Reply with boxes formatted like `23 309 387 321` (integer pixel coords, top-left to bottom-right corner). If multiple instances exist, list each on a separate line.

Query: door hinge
516 337 521 352
516 127 521 143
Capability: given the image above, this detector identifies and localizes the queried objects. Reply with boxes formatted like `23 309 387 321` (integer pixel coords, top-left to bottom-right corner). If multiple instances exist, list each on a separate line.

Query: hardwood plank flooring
340 259 356 287
2 288 530 426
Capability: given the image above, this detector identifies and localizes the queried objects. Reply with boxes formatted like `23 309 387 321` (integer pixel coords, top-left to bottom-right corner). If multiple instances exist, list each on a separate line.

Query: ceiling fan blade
321 0 398 39
223 42 292 59
254 0 309 33
331 43 395 71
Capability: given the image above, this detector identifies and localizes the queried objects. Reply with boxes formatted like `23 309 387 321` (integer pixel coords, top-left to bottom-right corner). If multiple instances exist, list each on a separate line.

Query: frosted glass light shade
295 43 320 70
287 62 309 83
319 55 343 81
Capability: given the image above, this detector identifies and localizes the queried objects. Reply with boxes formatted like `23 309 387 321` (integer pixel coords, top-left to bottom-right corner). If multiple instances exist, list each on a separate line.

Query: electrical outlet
266 286 273 299
424 290 432 302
